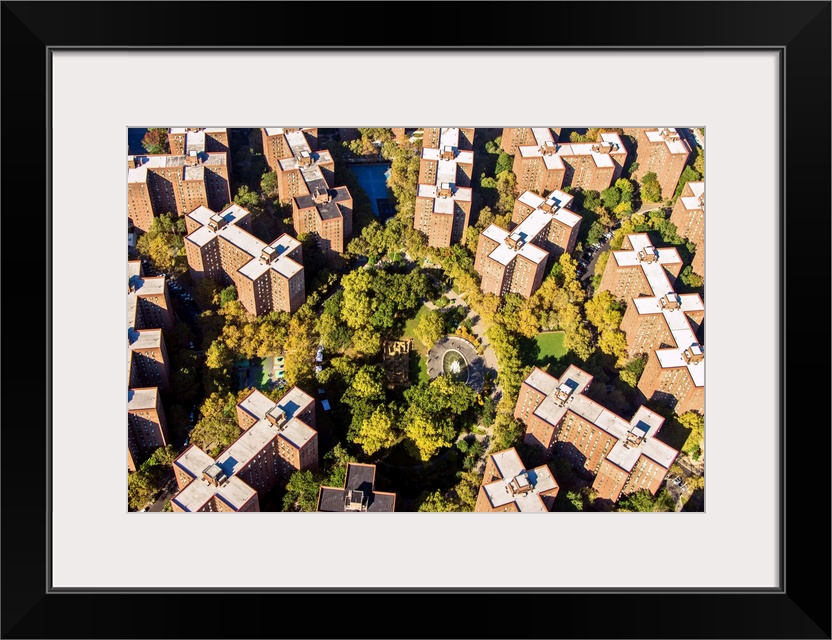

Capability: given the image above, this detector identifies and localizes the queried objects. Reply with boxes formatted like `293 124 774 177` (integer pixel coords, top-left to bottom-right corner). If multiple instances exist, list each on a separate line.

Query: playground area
350 163 394 220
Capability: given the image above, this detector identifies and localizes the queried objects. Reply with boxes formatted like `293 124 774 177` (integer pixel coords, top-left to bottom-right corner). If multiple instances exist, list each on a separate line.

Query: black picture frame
2 2 829 638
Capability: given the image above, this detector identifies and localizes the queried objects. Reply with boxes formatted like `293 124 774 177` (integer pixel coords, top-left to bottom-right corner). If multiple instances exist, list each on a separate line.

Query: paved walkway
426 336 484 392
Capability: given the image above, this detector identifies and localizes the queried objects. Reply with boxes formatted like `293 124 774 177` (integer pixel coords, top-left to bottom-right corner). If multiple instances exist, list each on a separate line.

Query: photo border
2 2 829 638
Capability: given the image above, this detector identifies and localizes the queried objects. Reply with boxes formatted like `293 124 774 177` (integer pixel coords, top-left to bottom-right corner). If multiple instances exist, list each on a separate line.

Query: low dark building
317 463 396 512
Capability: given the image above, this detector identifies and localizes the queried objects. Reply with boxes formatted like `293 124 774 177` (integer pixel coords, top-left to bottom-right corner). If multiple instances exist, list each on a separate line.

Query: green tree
323 443 356 488
416 309 446 347
481 395 495 427
566 490 584 511
495 170 517 215
260 171 279 199
233 185 263 217
619 355 647 387
617 488 675 512
418 490 460 512
283 306 317 386
640 172 662 202
495 152 514 175
453 471 482 511
352 325 382 357
678 411 705 459
136 213 185 275
680 265 704 288
355 404 401 456
583 189 601 212
600 186 621 211
615 178 634 202
674 165 703 200
141 128 168 154
219 285 238 306
189 392 241 455
193 278 221 310
282 470 321 512
584 290 624 332
693 147 704 175
404 408 456 461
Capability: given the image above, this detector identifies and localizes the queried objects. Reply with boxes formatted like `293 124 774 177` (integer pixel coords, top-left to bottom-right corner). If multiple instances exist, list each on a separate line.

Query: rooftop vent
266 405 288 428
298 150 313 167
508 472 533 496
660 293 681 310
592 142 613 154
554 382 574 406
623 430 646 449
202 464 227 487
260 246 277 264
344 489 367 512
659 128 680 142
540 140 557 156
637 246 659 263
437 182 452 198
440 145 455 161
313 186 331 204
539 200 554 213
683 343 704 364
207 213 227 232
505 232 525 251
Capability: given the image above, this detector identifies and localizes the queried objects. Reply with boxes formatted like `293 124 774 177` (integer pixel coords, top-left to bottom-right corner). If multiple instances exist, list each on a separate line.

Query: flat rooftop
613 234 704 386
482 449 557 512
481 188 581 267
317 463 396 512
421 128 475 190
127 387 158 411
128 327 162 350
517 133 624 169
174 444 215 481
172 474 255 512
645 128 691 155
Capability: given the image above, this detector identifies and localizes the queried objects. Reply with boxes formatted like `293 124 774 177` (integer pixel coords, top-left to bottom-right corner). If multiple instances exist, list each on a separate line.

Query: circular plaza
426 336 484 392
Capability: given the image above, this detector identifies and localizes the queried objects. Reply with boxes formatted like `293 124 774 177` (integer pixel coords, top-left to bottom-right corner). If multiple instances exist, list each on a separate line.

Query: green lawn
535 331 567 366
401 305 431 348
401 305 431 384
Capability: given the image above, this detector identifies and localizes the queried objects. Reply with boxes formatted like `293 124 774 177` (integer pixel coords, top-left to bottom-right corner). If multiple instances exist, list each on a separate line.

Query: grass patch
401 304 432 384
535 331 567 361
401 304 431 349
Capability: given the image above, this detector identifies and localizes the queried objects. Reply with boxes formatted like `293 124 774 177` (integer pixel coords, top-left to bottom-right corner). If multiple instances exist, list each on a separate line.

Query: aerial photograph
126 126 705 513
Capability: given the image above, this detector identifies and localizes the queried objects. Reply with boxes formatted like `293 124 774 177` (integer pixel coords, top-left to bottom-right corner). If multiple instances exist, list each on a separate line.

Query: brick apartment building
597 233 683 301
474 189 581 298
475 448 559 512
508 128 627 195
600 233 705 414
128 387 170 472
261 128 353 259
515 365 678 503
670 180 705 277
128 260 174 330
167 127 229 157
262 127 318 172
500 127 562 155
127 131 231 233
184 204 306 316
127 260 172 471
630 128 692 200
414 127 475 247
317 462 396 512
171 387 318 512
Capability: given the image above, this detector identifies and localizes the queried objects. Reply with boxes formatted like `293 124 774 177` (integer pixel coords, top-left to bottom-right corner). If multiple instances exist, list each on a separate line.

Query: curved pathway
426 336 484 392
